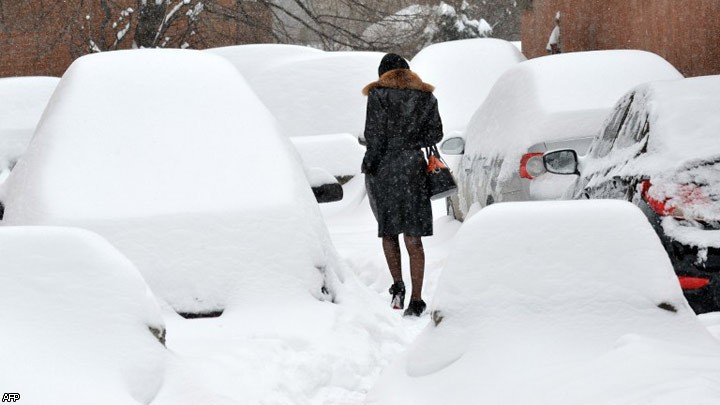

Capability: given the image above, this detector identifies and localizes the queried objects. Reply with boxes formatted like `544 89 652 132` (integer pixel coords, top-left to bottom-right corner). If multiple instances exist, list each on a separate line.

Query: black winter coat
361 69 444 237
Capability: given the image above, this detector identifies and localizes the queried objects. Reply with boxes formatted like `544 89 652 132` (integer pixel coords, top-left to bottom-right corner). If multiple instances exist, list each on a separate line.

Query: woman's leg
382 235 402 282
403 235 425 300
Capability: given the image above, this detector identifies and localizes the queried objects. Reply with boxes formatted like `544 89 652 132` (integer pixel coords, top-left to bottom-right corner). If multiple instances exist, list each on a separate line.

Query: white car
0 227 166 404
442 50 683 220
0 76 59 183
411 38 526 139
206 43 324 84
368 200 720 405
212 45 375 181
1 49 342 316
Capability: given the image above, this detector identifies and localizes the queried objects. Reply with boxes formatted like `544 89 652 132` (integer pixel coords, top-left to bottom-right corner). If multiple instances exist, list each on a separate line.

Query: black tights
382 235 425 300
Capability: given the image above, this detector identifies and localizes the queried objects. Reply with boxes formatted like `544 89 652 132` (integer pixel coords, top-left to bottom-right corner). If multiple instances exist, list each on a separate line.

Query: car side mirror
440 137 465 155
543 149 579 175
307 167 344 203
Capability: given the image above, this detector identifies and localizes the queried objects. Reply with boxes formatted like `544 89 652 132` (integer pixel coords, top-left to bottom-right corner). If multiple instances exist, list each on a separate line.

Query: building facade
521 0 720 77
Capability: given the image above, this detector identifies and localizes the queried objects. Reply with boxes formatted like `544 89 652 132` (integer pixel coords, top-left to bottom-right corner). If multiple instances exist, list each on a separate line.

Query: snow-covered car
543 75 720 313
0 76 59 184
367 200 720 404
410 38 526 139
212 45 376 180
208 44 357 188
0 227 166 404
206 43 324 84
441 50 682 221
292 133 365 184
0 49 342 316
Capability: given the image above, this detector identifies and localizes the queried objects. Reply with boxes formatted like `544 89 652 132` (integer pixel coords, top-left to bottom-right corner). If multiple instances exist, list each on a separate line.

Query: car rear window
591 94 634 158
615 109 649 149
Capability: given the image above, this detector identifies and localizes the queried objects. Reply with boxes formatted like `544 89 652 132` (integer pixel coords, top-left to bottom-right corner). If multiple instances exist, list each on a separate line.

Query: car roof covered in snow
0 76 59 136
411 38 526 136
206 43 323 83
463 50 683 159
0 227 165 403
621 75 720 173
2 49 339 314
248 51 385 138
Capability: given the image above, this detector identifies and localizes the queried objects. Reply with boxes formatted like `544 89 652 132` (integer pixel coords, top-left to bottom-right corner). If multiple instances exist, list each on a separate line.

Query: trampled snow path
152 176 720 404
151 177 460 404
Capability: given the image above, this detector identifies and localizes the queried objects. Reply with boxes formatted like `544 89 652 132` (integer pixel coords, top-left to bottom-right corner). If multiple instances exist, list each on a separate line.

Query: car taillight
641 179 718 223
640 180 678 216
678 276 710 290
520 153 545 179
640 180 700 219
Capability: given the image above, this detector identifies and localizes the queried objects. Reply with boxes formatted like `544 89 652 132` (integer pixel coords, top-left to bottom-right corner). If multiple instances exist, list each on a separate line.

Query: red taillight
640 180 713 220
640 180 677 216
520 153 545 179
678 276 710 290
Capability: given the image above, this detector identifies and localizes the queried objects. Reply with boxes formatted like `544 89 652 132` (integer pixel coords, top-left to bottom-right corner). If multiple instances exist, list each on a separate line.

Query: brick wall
0 0 273 78
521 0 720 77
0 32 73 77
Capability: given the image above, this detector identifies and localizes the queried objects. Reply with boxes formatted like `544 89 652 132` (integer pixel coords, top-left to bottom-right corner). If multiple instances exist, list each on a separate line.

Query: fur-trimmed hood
362 69 435 96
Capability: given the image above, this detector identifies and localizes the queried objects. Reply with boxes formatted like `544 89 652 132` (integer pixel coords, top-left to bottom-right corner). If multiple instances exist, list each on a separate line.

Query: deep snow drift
368 200 720 404
1 49 340 315
0 76 59 182
248 51 384 138
0 227 166 404
410 38 526 137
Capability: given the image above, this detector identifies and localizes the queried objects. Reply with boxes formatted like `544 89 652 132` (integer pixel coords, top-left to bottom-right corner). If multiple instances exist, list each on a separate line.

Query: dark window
615 108 648 149
590 94 634 158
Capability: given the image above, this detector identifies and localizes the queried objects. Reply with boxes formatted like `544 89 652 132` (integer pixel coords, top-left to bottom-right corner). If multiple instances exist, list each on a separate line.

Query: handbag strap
425 144 448 166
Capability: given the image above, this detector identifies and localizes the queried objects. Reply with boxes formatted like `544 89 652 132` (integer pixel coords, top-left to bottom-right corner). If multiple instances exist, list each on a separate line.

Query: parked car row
0 49 343 317
369 199 720 404
439 47 719 313
543 75 720 313
441 50 682 220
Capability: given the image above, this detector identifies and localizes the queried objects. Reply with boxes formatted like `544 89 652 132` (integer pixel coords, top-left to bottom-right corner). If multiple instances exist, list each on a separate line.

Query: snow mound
291 133 365 177
249 51 384 138
368 200 720 404
0 76 59 181
0 227 165 404
464 50 683 161
2 49 340 314
620 75 720 173
206 43 323 84
411 38 526 135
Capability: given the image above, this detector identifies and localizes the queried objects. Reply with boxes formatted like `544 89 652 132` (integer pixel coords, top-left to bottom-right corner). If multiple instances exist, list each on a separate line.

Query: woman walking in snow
361 53 443 317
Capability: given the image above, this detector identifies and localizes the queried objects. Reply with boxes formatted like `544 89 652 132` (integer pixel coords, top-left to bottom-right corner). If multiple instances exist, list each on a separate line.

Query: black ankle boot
389 281 406 310
403 299 426 317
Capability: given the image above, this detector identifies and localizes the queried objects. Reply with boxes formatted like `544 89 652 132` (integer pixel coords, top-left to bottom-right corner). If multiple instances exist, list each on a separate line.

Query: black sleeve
420 94 444 147
361 89 387 175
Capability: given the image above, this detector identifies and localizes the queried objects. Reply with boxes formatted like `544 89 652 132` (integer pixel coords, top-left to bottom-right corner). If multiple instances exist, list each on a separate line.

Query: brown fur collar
362 69 435 96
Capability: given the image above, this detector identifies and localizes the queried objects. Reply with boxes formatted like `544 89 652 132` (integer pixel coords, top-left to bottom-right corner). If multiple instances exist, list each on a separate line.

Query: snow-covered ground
149 182 720 404
6 182 718 404
3 46 720 404
150 176 460 404
369 200 720 404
